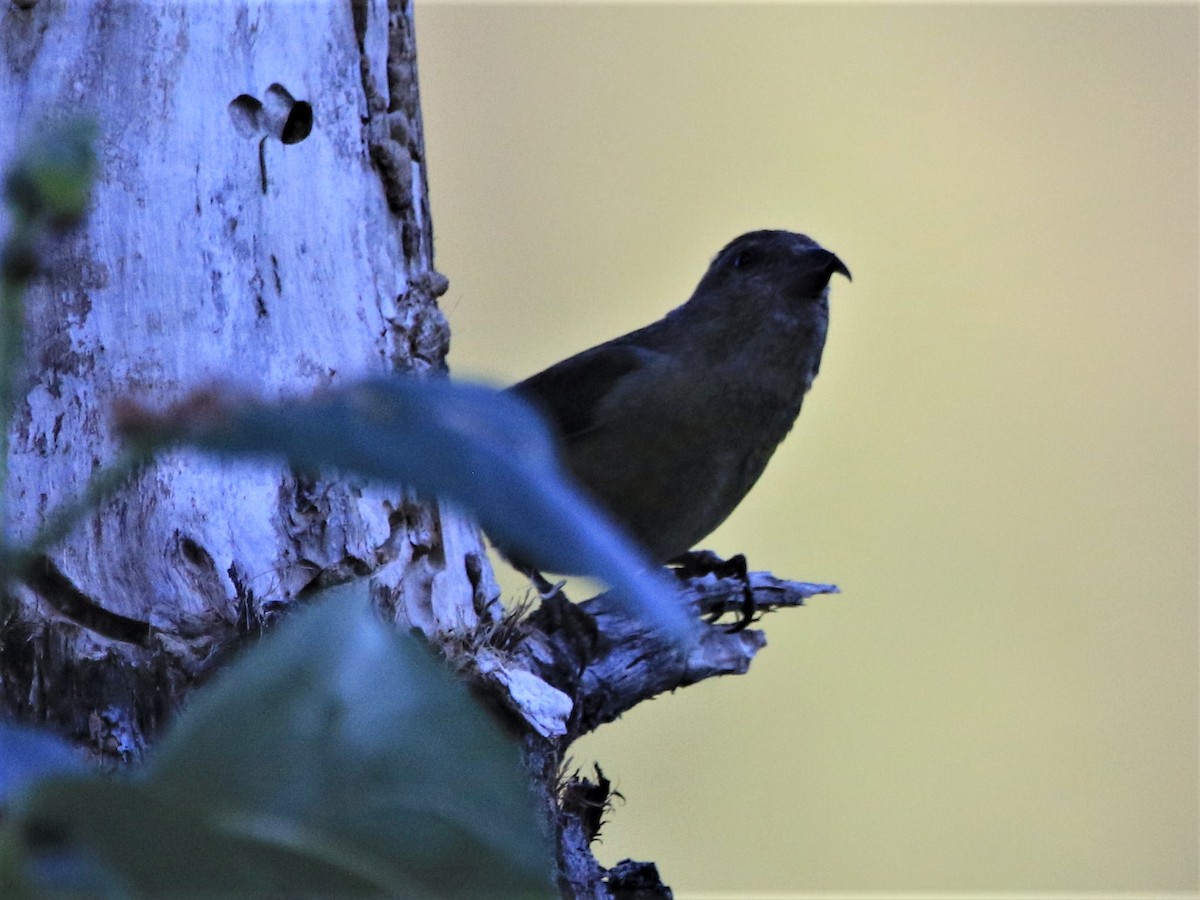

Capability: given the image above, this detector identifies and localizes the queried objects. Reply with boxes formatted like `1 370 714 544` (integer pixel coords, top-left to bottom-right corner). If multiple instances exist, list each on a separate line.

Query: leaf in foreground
121 377 696 643
10 588 554 897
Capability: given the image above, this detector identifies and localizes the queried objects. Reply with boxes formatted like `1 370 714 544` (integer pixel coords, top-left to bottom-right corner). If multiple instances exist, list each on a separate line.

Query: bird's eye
730 248 758 269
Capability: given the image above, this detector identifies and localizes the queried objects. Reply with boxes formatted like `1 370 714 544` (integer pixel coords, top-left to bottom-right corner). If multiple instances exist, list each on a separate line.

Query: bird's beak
830 253 852 282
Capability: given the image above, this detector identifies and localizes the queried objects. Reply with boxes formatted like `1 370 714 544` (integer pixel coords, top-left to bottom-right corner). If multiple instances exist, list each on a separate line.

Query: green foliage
3 119 96 229
1 117 98 611
1 587 555 897
127 377 696 644
0 722 84 805
0 117 692 897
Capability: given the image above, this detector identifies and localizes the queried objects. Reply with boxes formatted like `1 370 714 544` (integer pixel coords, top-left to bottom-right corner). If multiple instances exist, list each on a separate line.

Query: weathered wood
0 0 489 758
462 569 838 897
2 5 832 895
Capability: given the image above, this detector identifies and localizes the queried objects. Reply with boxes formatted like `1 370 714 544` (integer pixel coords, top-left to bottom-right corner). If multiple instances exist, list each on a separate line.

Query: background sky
415 5 1198 895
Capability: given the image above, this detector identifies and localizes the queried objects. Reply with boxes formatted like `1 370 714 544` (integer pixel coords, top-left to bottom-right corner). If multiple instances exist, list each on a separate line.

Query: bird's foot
533 572 567 601
526 581 600 691
518 564 567 601
668 550 757 631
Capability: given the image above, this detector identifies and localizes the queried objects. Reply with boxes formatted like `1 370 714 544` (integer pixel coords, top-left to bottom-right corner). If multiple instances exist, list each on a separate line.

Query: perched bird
509 229 850 575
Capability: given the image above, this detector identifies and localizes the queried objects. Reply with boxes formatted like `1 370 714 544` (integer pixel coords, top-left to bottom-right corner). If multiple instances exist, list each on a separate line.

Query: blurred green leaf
0 722 84 807
2 117 97 559
8 587 554 897
3 119 96 227
19 777 381 896
134 377 696 643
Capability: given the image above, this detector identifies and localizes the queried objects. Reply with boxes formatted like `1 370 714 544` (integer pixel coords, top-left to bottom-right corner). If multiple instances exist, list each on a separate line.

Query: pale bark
501 570 837 898
2 5 832 896
0 0 491 758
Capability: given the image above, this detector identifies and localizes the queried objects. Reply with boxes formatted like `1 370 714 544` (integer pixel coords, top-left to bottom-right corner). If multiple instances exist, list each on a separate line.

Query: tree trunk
0 0 490 761
3 5 833 896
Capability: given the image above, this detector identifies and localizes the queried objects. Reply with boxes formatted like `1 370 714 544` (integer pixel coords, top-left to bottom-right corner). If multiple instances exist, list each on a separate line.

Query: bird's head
704 229 850 298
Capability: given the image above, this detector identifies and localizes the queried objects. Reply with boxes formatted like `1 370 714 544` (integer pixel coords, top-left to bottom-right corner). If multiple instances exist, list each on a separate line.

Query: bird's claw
668 550 758 631
519 565 566 601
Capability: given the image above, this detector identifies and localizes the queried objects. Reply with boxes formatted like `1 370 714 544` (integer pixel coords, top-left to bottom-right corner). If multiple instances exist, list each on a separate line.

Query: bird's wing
510 340 665 441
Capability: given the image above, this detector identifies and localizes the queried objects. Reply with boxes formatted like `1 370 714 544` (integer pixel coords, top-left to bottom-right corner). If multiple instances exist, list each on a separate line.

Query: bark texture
0 0 490 761
2 4 834 897
489 570 837 898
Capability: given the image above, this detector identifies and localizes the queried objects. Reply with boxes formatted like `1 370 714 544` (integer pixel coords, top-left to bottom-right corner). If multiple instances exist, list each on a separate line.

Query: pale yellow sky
416 4 1198 893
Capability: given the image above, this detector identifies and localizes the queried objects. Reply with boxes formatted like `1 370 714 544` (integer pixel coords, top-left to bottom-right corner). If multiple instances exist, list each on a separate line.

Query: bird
508 229 850 580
